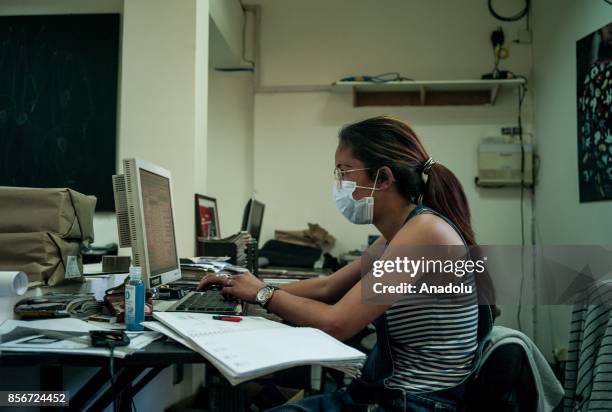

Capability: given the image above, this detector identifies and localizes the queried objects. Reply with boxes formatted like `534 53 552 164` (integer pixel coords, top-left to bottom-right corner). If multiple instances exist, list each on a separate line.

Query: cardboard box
0 187 96 242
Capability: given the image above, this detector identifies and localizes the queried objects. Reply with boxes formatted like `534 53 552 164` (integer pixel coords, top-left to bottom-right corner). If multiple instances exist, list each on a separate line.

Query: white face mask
332 169 381 225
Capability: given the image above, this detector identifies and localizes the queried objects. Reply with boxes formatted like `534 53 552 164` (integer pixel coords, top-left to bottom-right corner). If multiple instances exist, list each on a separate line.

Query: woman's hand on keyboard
197 272 265 303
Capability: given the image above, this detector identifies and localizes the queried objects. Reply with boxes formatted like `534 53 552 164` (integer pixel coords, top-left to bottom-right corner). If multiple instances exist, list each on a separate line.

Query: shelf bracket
420 86 426 105
490 84 501 104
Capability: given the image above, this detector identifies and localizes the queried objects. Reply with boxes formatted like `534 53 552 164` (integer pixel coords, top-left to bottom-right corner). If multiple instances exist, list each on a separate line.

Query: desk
0 338 205 412
0 304 320 411
0 270 329 411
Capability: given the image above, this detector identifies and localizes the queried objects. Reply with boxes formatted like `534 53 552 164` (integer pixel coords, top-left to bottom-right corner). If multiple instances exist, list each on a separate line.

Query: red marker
212 315 242 322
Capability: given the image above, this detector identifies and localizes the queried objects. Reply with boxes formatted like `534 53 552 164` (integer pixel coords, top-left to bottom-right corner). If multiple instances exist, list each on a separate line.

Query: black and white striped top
384 298 479 392
383 207 479 392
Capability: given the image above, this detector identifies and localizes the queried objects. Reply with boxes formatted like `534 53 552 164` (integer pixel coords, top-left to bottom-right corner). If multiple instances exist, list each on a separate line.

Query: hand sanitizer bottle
125 266 145 331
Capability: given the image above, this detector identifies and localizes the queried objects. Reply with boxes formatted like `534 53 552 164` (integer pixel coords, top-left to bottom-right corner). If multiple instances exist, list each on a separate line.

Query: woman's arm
266 216 464 339
280 235 389 302
267 279 387 341
278 257 362 303
206 217 466 340
201 268 387 340
198 258 362 303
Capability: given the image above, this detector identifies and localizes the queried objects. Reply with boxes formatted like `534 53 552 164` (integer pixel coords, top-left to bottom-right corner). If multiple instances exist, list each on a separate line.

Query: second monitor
241 198 265 243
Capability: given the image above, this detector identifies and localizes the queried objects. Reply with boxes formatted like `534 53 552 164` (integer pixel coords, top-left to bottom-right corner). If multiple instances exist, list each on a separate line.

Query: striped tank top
384 208 479 393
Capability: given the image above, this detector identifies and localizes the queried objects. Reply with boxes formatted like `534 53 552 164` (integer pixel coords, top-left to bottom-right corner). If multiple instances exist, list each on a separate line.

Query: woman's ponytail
422 162 475 245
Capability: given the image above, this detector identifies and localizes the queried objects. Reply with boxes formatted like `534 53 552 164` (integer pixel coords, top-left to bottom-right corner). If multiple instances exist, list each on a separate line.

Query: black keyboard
170 290 240 314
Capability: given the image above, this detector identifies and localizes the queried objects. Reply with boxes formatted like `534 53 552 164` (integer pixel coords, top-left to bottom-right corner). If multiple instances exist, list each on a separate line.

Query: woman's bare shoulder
392 212 463 246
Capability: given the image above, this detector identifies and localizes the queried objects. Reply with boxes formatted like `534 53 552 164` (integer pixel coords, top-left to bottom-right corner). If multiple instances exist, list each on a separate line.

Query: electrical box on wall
476 139 533 187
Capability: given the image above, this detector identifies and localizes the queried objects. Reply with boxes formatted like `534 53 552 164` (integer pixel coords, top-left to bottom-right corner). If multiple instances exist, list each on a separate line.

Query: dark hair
339 116 495 306
338 116 475 245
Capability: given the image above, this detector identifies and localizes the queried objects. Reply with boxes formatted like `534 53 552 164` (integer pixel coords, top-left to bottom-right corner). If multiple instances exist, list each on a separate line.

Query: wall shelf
331 79 525 107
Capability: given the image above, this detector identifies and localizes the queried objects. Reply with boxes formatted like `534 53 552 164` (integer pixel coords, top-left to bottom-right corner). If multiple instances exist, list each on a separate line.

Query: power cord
488 0 530 21
493 28 507 77
109 344 118 412
518 81 527 247
340 72 414 83
482 28 511 79
515 79 528 332
108 344 139 412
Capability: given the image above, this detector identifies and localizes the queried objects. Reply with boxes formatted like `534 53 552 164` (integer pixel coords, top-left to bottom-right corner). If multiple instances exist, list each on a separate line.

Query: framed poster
576 22 612 202
195 194 220 240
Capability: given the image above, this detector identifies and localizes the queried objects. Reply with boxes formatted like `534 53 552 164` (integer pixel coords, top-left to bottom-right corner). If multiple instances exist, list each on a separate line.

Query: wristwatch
255 285 277 308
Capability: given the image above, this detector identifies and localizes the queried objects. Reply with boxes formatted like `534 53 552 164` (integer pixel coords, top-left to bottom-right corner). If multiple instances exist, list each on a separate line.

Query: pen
212 315 242 322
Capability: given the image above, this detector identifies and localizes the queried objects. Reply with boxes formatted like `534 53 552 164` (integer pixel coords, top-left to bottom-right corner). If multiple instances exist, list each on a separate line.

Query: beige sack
275 223 336 252
0 232 84 286
0 187 97 243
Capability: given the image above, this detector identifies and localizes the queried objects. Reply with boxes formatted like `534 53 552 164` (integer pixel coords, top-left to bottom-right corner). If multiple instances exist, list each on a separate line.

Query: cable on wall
339 72 414 83
514 77 530 333
488 0 530 22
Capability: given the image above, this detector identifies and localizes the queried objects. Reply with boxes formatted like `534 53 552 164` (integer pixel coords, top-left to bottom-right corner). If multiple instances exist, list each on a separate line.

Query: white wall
120 0 209 257
0 0 209 409
530 0 612 360
249 0 532 87
254 93 534 252
207 68 254 236
532 1 612 245
250 0 534 253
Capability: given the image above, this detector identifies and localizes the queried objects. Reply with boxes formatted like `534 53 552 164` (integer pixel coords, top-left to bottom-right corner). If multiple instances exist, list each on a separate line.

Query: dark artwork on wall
0 14 119 210
576 22 612 203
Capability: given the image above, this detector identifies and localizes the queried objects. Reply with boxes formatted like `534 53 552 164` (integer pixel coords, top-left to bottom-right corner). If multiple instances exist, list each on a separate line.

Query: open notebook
152 312 366 385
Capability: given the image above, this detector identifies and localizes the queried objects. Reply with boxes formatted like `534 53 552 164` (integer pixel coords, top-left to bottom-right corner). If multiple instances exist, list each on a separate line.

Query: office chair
464 342 537 411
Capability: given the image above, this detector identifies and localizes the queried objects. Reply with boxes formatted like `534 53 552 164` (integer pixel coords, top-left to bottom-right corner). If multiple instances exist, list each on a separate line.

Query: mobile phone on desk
89 330 130 347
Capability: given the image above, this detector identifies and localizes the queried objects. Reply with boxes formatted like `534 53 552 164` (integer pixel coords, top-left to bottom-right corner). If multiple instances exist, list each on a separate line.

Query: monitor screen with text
139 168 179 276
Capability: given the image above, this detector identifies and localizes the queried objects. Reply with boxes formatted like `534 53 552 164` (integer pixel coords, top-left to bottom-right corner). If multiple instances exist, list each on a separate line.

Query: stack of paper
151 312 366 385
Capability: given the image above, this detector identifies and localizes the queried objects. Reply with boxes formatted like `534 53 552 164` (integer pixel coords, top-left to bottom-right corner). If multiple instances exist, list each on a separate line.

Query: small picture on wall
576 21 612 202
195 194 220 240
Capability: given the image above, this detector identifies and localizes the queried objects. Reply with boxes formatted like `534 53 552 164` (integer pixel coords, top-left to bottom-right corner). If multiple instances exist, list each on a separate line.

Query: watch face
257 287 272 303
255 286 272 304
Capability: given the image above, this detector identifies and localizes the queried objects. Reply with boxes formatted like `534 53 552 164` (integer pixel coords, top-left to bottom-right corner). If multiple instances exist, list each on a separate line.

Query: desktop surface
0 338 204 367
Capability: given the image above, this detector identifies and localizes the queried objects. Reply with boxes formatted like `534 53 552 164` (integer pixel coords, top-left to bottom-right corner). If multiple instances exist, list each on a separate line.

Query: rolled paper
0 271 28 297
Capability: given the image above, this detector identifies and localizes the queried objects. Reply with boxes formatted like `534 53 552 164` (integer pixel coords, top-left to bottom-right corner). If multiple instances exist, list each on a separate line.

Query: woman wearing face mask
198 116 494 412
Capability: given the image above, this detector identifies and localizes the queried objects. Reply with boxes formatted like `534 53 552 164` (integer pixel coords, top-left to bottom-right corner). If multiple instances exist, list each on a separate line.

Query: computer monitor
112 158 181 289
241 198 265 242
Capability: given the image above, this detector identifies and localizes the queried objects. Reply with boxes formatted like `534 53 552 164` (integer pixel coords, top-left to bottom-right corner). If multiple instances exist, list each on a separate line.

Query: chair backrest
477 305 493 342
464 342 537 412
